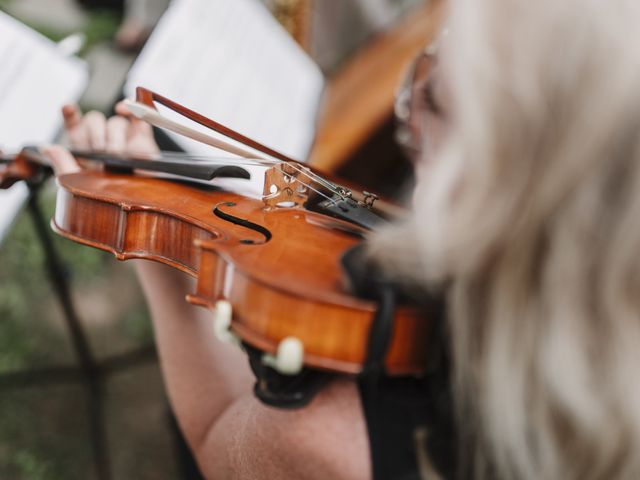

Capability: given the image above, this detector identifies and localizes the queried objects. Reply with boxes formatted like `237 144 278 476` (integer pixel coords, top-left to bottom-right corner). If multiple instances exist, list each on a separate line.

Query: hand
62 102 159 155
44 102 160 176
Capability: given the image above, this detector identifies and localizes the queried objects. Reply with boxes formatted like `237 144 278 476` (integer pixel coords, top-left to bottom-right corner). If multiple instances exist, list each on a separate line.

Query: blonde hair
370 0 640 478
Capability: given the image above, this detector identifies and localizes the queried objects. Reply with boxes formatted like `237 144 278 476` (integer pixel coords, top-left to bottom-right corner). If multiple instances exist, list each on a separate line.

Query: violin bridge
262 163 310 209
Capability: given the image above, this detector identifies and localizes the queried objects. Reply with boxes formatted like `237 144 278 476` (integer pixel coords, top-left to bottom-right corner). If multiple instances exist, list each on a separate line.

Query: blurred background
0 0 434 478
0 174 171 478
0 2 173 479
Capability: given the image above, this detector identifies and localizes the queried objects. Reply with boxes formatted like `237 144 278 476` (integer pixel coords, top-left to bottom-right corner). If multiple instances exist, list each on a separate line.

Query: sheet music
125 0 325 196
0 11 88 242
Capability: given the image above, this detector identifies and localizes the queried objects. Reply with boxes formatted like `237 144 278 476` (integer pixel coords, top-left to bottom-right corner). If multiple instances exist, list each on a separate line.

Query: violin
1 88 431 377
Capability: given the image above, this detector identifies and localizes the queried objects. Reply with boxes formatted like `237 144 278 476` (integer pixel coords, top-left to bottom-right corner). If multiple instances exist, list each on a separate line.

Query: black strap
342 243 457 480
245 344 333 409
362 285 397 377
358 282 425 480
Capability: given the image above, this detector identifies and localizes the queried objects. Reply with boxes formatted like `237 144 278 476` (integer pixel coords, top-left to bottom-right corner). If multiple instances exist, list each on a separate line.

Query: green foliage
0 181 156 368
0 385 92 479
0 2 173 478
80 9 121 55
0 185 107 370
0 182 157 477
0 0 120 54
12 449 54 480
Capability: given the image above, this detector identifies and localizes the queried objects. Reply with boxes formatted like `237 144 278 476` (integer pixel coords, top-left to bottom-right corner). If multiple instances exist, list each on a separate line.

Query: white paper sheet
125 0 325 196
0 11 88 242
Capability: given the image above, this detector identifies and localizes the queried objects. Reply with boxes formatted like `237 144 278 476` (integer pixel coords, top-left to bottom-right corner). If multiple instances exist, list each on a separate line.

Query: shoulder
195 377 371 480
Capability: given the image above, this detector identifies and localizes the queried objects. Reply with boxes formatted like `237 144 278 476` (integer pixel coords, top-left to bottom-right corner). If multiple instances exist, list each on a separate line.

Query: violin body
3 88 430 377
53 170 430 375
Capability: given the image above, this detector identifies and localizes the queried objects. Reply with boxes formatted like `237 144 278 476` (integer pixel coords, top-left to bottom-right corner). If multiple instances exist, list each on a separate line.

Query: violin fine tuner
360 191 379 210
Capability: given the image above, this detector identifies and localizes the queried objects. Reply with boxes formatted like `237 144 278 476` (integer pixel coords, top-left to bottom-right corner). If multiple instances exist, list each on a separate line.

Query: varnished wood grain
53 171 431 375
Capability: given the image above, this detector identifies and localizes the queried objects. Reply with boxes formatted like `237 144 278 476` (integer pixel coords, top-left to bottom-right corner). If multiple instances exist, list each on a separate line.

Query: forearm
133 260 254 450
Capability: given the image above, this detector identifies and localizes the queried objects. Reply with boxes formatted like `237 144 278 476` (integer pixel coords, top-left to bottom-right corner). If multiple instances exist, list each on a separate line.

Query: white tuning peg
262 336 304 375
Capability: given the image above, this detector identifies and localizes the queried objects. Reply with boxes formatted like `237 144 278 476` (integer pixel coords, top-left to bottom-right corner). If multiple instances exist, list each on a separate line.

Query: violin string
277 169 340 207
143 151 348 198
149 151 351 202
153 152 281 166
161 156 346 200
4 147 352 209
157 153 339 203
278 162 350 201
154 152 340 206
71 149 350 204
2 149 342 208
72 150 280 167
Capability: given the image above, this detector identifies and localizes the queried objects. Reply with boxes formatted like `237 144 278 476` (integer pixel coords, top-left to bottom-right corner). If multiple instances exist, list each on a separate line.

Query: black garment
357 328 457 480
343 244 457 479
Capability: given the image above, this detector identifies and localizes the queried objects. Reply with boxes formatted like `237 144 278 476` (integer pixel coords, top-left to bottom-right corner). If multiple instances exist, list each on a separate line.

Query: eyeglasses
394 36 445 164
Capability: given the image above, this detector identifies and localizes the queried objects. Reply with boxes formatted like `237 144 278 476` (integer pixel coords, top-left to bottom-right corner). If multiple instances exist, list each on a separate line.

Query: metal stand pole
26 184 112 480
0 181 169 479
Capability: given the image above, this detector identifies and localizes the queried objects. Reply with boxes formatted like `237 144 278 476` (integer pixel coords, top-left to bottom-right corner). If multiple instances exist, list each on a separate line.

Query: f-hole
213 202 272 244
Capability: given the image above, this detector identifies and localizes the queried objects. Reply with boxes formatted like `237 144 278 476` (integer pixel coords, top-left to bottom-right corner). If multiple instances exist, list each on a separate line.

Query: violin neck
9 146 251 183
68 150 251 182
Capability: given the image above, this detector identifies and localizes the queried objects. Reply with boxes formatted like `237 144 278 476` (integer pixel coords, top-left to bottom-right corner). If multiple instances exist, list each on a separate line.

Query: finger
83 111 107 151
115 101 132 117
62 104 83 130
128 117 155 142
41 145 81 176
115 100 159 153
126 117 159 154
115 100 153 137
62 104 90 149
128 126 160 154
106 116 129 153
